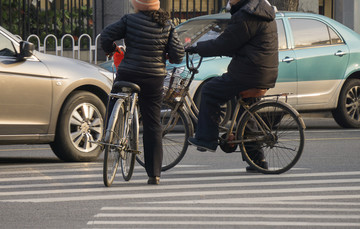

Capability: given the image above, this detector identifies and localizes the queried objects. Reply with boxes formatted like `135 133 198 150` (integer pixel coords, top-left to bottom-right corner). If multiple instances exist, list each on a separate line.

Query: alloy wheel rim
69 103 103 152
345 86 360 122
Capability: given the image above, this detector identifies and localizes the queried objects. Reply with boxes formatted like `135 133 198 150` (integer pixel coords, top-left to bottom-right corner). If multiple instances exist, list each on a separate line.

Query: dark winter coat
196 0 279 88
101 12 185 77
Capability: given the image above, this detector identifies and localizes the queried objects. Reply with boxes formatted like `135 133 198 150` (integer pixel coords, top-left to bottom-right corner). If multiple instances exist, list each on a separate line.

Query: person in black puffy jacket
187 0 278 172
101 0 185 185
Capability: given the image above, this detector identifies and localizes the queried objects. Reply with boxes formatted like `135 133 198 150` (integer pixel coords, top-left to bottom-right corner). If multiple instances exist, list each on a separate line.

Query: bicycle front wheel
237 100 305 174
103 99 125 187
136 102 193 171
121 107 138 181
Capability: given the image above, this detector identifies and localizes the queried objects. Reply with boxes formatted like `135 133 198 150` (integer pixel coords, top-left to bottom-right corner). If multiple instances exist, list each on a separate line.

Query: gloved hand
106 42 123 58
185 46 198 54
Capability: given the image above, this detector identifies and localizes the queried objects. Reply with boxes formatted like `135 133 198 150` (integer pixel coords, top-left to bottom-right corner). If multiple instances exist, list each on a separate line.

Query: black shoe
147 176 160 185
197 147 207 152
246 160 268 173
188 137 217 152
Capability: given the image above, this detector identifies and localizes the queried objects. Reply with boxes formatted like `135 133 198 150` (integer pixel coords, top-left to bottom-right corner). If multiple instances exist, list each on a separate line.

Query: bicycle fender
249 100 306 130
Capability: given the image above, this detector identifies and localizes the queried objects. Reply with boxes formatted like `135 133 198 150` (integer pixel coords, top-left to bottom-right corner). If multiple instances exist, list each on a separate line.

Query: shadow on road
0 157 63 165
301 115 341 130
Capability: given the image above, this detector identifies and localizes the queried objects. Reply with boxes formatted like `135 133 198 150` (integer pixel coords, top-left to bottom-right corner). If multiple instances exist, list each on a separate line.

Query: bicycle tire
237 100 305 174
136 101 193 171
121 106 138 181
103 99 125 187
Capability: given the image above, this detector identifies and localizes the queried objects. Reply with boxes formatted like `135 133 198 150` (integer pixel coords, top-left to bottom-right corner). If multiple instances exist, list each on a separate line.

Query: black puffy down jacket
101 12 184 77
197 0 279 89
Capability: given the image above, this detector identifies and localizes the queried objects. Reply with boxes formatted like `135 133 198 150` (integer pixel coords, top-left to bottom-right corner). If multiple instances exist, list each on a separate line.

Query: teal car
171 12 360 128
100 12 360 128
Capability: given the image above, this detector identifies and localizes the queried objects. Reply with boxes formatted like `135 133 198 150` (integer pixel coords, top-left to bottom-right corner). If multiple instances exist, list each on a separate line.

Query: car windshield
176 19 228 46
0 26 21 43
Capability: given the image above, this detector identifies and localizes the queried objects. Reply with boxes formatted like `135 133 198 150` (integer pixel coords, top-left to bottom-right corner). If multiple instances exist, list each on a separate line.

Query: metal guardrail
21 33 102 64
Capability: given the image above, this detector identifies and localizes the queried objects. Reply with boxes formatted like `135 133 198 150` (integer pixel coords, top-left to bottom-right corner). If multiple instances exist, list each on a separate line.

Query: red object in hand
113 46 124 70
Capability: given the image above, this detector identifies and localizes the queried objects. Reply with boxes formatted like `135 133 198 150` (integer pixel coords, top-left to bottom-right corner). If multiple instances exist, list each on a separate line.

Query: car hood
33 51 114 83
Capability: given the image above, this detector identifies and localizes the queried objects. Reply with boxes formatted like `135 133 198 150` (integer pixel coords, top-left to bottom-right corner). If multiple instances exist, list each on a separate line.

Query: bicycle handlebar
185 51 203 73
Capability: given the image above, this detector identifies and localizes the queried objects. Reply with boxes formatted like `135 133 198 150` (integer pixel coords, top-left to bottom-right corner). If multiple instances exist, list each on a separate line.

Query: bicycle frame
183 91 200 123
223 97 276 145
183 53 201 123
100 91 138 149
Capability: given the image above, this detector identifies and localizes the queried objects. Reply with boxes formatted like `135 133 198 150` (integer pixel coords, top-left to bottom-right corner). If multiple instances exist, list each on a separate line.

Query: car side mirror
17 41 34 60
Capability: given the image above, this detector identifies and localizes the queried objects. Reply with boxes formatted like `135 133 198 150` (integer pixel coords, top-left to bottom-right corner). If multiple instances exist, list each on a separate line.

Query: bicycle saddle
113 81 141 93
239 88 267 98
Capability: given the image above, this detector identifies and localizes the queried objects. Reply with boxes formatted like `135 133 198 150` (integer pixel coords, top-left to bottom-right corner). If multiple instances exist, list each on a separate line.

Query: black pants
196 73 250 142
108 72 164 178
196 73 264 160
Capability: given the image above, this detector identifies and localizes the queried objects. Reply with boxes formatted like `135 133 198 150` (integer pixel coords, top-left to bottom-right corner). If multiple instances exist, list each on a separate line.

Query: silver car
0 26 113 161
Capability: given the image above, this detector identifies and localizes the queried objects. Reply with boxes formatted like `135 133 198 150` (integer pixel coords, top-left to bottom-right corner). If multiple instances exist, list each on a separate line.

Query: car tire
50 91 106 162
332 79 360 128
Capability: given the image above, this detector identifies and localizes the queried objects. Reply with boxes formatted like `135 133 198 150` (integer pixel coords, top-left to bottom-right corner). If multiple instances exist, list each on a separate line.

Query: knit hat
131 0 160 11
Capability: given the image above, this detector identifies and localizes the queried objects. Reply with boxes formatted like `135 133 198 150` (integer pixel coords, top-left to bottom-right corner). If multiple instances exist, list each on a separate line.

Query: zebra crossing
1 162 360 228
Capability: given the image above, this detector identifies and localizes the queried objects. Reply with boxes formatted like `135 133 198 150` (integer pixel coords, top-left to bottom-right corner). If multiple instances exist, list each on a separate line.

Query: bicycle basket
163 67 191 103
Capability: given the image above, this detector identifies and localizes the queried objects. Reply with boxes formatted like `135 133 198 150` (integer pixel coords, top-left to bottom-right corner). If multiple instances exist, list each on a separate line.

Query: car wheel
50 91 106 161
332 79 360 128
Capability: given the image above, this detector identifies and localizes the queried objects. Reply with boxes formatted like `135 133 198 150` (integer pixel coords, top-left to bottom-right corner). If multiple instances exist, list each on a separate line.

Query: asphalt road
0 116 359 228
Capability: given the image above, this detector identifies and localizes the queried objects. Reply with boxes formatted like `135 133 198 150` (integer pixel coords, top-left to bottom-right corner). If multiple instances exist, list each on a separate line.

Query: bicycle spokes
237 101 305 174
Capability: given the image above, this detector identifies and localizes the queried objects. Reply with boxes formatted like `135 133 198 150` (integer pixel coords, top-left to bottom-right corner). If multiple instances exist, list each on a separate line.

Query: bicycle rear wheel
237 100 305 174
103 99 125 187
121 107 138 181
136 102 193 171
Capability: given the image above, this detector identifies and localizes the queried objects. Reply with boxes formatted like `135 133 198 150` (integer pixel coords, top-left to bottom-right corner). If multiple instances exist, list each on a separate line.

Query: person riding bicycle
100 0 185 184
186 0 279 172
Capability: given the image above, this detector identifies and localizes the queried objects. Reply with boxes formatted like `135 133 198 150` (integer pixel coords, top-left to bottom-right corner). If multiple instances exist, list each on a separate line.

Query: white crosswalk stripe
1 163 360 228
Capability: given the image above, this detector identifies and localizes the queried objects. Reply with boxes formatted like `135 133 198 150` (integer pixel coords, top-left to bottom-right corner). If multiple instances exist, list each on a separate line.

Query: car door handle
334 51 346 56
282 57 295 63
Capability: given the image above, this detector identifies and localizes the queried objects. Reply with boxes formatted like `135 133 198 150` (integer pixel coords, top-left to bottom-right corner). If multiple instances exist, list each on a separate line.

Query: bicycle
138 52 306 174
135 65 232 171
92 80 141 187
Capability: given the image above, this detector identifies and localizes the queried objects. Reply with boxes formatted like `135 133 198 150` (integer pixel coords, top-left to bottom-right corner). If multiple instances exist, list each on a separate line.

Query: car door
0 31 52 136
288 18 349 108
269 19 298 106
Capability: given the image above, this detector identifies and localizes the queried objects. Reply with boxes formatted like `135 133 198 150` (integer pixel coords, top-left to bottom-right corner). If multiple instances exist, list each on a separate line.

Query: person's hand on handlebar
106 42 123 58
185 46 198 54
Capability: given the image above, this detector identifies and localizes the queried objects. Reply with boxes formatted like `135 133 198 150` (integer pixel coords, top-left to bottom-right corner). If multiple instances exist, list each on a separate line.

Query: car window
328 27 343 44
276 19 287 50
0 33 16 57
0 26 22 42
289 18 334 48
176 19 228 46
177 18 288 51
